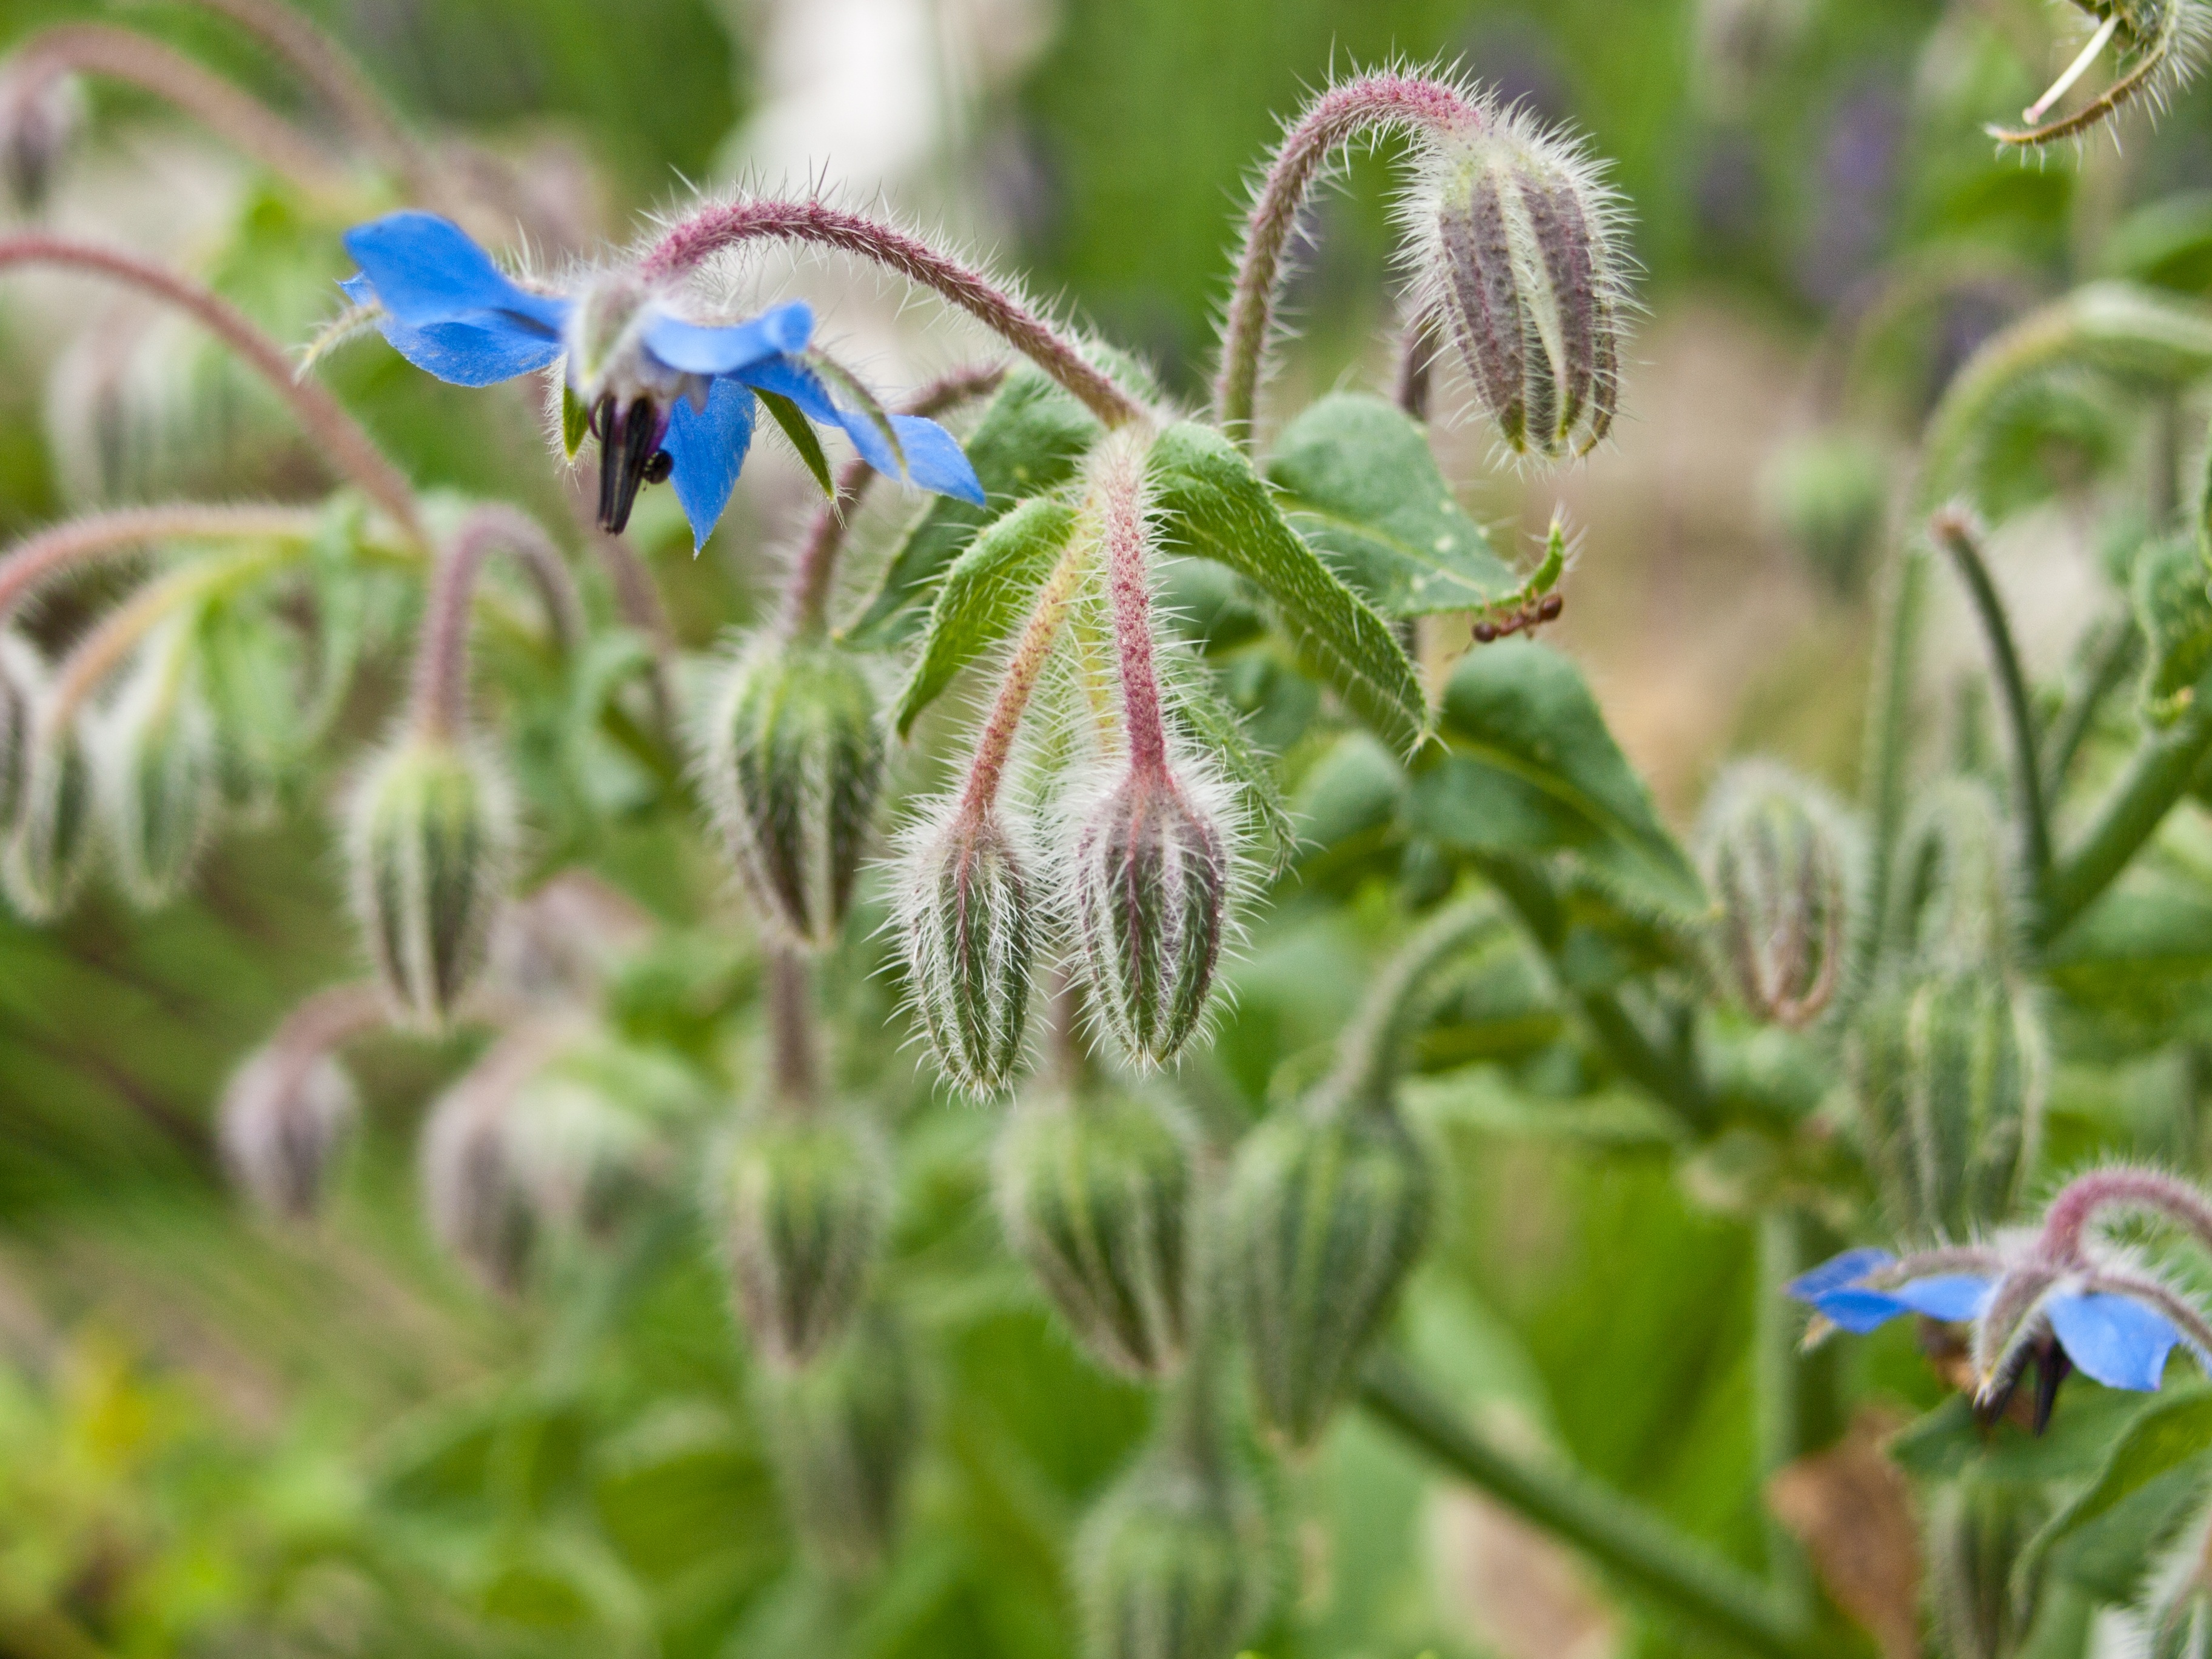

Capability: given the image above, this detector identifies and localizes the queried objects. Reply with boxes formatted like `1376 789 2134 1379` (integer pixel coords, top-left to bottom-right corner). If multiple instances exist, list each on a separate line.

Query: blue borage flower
1789 1236 2210 1433
338 212 986 545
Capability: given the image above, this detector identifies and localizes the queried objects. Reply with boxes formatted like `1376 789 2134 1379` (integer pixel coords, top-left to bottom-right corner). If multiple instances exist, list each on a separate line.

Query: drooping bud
1852 967 2046 1241
346 734 515 1028
1070 765 1233 1069
196 598 313 821
93 622 217 909
1697 760 1859 1029
4 700 92 922
1926 1473 2045 1659
1758 429 1889 597
1421 102 1627 460
1885 777 2019 971
0 65 82 212
752 1307 920 1579
420 1031 549 1295
504 1036 699 1236
1224 1092 1435 1449
1076 1409 1273 1659
713 1110 888 1368
218 1045 357 1222
994 1082 1195 1378
700 635 885 948
895 802 1037 1094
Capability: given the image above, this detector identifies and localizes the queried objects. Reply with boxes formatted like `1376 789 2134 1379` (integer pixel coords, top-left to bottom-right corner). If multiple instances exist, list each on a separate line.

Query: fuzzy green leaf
1160 648 1292 873
759 389 836 498
893 498 1082 736
1406 640 1707 921
2023 1385 2212 1603
848 364 1104 646
1265 393 1526 617
1147 421 1426 756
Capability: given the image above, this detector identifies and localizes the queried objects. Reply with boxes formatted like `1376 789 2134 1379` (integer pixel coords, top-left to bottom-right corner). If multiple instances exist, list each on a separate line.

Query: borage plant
24 2 2212 1657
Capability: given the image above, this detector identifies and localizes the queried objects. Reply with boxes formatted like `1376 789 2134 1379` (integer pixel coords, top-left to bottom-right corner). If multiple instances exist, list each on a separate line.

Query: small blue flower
1789 1245 2190 1429
339 212 986 545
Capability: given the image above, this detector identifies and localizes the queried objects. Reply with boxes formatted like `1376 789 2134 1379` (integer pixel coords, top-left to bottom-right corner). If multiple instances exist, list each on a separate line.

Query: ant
1470 589 1563 645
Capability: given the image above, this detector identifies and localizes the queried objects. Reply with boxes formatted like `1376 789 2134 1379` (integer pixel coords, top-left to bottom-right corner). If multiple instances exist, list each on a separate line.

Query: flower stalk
408 504 578 740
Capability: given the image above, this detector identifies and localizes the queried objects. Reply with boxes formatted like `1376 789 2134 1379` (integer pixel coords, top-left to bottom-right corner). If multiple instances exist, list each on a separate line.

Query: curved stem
2034 694 2212 943
46 544 284 726
766 945 819 1113
1097 434 1167 773
640 198 1141 429
2041 609 2137 794
957 532 1093 819
1931 507 2052 903
786 363 1007 637
0 504 318 625
3 24 352 198
183 0 440 201
1358 1352 1832 1659
408 504 577 739
1325 892 1498 1107
1214 71 1484 443
258 979 388 1098
2041 1167 2212 1261
0 236 422 540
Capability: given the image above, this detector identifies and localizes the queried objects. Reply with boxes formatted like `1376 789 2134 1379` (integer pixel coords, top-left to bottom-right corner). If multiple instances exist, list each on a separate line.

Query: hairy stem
1096 434 1168 773
1358 1353 1832 1659
409 504 578 739
958 534 1093 819
1931 507 2052 901
1326 893 1498 1107
0 504 318 625
0 236 421 540
259 980 387 1102
786 362 1007 637
2034 693 2212 944
642 198 1139 429
2041 1167 2212 1260
3 24 352 197
49 545 284 726
1214 71 1483 442
766 945 819 1112
2041 609 2138 794
1394 305 1441 421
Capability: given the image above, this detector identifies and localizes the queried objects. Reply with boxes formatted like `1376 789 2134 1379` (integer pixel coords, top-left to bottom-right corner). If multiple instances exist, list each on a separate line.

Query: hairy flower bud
1927 1473 2045 1659
1887 779 2019 971
994 1084 1195 1378
218 1043 357 1221
1698 761 1858 1029
1419 103 1627 460
5 701 92 922
753 1308 919 1579
700 635 885 948
0 66 81 212
1071 765 1233 1069
1853 967 2046 1241
1077 1433 1273 1659
94 625 217 909
1224 1094 1435 1449
347 734 515 1028
896 803 1037 1094
420 1035 545 1295
713 1111 888 1368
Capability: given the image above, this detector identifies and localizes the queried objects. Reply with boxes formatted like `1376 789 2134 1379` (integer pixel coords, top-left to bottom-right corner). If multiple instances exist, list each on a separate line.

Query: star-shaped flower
338 212 985 545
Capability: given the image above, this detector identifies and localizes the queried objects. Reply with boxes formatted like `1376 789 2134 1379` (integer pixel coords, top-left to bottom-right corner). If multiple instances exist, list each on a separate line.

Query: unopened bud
1758 429 1889 597
94 623 217 909
994 1084 1194 1378
1886 778 2018 970
420 1033 545 1294
1926 1473 2044 1659
753 1307 919 1579
1071 765 1233 1069
1852 967 2045 1240
1423 104 1627 460
1076 1430 1273 1659
347 734 515 1027
218 1043 357 1221
0 65 81 212
1698 761 1858 1028
896 803 1037 1094
714 1110 888 1367
0 633 41 831
5 701 92 922
1224 1093 1435 1449
700 635 885 948
506 1037 697 1236
196 601 309 820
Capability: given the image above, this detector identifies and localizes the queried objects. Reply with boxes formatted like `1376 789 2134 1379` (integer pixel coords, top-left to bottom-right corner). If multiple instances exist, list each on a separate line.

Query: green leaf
1265 393 1527 617
1406 640 1707 921
758 389 836 497
1403 1068 1679 1146
1147 420 1426 756
847 363 1104 645
2024 1384 2212 1601
1159 647 1292 872
893 497 1082 736
2135 531 2212 722
1888 1389 2157 1483
561 381 591 460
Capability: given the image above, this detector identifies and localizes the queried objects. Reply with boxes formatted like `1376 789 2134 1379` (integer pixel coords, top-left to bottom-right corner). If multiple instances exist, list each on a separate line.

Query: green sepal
759 389 837 498
561 380 591 460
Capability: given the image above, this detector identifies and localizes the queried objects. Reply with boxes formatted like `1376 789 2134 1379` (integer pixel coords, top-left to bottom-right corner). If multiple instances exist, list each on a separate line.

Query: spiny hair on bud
890 796 1041 1096
92 621 218 910
1401 88 1634 462
218 1044 358 1222
693 630 888 950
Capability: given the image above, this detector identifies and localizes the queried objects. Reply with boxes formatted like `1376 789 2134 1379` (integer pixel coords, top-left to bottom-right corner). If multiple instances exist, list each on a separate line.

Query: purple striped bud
420 1034 545 1295
714 1110 888 1368
1418 103 1628 461
0 64 80 212
700 635 885 948
1698 762 1859 1030
894 802 1037 1094
346 734 515 1028
218 1043 357 1222
1070 764 1233 1070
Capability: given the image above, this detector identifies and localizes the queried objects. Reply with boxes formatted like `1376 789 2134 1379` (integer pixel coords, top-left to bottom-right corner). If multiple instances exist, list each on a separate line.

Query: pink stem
0 235 423 541
0 503 317 626
640 198 1140 429
409 504 577 739
957 537 1091 820
1215 72 1484 441
2040 1167 2212 1261
1097 438 1167 774
261 980 387 1099
767 945 819 1111
3 24 352 198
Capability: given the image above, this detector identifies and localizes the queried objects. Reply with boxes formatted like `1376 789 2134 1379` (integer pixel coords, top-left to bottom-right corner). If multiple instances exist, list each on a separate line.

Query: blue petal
2049 1291 2182 1392
640 301 814 377
344 272 563 386
890 414 986 505
343 212 567 334
1811 1287 1914 1335
1788 1248 1895 1304
663 378 757 550
1888 1275 1993 1322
